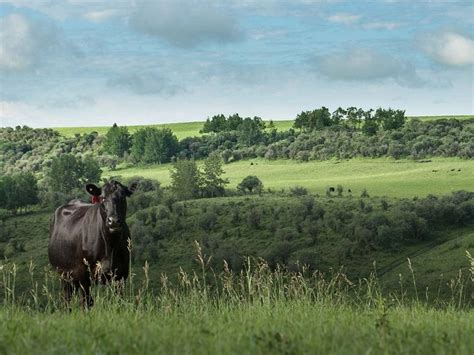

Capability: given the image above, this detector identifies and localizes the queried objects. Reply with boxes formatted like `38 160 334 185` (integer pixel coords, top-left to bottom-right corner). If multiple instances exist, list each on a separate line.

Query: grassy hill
53 120 294 138
51 115 473 137
2 193 473 302
108 157 474 198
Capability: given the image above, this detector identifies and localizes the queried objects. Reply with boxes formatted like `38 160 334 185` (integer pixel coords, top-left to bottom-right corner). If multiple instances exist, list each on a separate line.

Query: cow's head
86 180 137 232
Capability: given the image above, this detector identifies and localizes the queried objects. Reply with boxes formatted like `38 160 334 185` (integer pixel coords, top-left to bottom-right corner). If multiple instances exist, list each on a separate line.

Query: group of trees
126 180 474 272
294 107 406 135
201 114 266 134
0 172 38 213
169 155 264 200
170 154 230 200
131 128 179 164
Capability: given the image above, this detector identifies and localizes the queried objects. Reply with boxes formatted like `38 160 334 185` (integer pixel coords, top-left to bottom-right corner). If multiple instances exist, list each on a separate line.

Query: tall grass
1 241 472 311
0 243 473 354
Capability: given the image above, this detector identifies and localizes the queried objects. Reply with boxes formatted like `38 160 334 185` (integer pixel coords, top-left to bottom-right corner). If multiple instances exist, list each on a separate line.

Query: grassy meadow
108 157 474 198
1 250 473 355
53 120 294 138
2 115 473 354
51 115 473 137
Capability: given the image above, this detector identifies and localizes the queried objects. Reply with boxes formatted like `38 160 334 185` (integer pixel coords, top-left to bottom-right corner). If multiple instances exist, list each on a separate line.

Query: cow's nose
107 217 121 226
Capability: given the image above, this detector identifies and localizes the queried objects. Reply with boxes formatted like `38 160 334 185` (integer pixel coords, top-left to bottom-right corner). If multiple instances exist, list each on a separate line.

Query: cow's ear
126 182 138 196
86 184 101 196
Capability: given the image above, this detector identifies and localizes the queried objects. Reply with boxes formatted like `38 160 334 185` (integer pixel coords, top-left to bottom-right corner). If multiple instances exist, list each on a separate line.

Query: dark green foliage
47 154 102 194
191 117 474 163
289 186 308 196
0 126 101 175
131 128 179 164
201 153 229 198
199 212 218 232
170 159 201 200
238 176 263 194
82 155 102 184
103 123 131 157
201 113 266 135
294 107 333 131
0 172 38 213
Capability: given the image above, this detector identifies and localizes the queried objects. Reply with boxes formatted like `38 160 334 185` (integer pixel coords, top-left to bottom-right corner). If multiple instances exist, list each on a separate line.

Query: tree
82 156 102 184
0 172 38 213
237 175 263 194
377 108 406 131
130 128 148 162
170 159 201 200
47 154 101 194
48 154 84 193
103 123 131 157
201 114 227 133
202 153 229 197
294 107 332 131
238 116 265 145
132 128 179 164
361 109 378 136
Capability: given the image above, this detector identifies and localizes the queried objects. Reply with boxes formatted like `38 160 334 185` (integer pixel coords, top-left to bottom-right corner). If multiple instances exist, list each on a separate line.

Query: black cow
48 180 136 307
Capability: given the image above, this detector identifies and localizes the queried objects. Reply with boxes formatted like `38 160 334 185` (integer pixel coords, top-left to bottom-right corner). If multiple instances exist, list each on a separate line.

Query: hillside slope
108 157 474 198
2 195 472 301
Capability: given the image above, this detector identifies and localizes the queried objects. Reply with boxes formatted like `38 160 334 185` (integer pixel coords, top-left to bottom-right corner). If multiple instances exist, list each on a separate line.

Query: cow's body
48 181 135 307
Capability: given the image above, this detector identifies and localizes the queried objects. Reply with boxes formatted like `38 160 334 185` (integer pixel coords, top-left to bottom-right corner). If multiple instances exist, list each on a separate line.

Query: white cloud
328 13 361 25
0 14 58 72
316 48 423 87
129 0 243 47
421 31 474 66
362 22 400 30
107 72 182 96
82 9 121 23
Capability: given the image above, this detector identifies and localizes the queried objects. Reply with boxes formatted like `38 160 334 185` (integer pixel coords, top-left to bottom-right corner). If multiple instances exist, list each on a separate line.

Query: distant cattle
348 189 352 193
48 180 136 307
432 170 438 172
328 187 335 192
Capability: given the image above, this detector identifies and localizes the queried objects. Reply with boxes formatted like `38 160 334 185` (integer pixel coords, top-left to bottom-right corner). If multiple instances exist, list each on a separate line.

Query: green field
53 120 294 138
108 157 474 198
51 115 473 137
1 301 473 354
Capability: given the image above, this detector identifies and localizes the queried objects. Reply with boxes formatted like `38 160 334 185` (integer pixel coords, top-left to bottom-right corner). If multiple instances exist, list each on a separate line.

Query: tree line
100 109 472 165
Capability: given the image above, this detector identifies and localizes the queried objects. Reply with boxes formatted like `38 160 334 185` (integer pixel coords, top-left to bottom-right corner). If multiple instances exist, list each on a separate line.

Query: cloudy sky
0 0 473 127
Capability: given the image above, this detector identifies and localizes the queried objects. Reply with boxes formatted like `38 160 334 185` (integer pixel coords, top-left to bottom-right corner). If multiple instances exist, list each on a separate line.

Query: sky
0 0 473 128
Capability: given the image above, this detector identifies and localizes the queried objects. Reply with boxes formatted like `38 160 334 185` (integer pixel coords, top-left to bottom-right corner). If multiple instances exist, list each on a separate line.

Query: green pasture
108 157 474 198
413 115 474 121
53 120 293 138
51 115 473 137
1 302 473 354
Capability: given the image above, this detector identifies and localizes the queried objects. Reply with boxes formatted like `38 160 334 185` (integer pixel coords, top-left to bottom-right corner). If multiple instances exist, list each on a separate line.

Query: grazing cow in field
328 187 335 192
48 180 136 307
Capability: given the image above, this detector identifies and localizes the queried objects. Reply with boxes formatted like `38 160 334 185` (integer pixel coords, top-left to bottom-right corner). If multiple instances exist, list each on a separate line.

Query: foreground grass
1 301 473 355
1 242 473 354
108 157 474 198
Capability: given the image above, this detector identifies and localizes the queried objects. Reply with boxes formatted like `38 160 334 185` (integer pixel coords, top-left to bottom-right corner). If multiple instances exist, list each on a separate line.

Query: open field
1 241 473 354
108 157 474 198
1 302 473 354
51 115 473 137
413 115 474 121
53 120 294 138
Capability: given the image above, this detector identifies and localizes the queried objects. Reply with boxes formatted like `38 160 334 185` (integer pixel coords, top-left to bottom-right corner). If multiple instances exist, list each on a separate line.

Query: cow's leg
62 280 74 307
78 278 93 309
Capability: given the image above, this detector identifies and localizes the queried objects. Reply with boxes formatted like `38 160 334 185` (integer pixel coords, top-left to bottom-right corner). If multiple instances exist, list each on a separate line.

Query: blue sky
0 0 473 127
